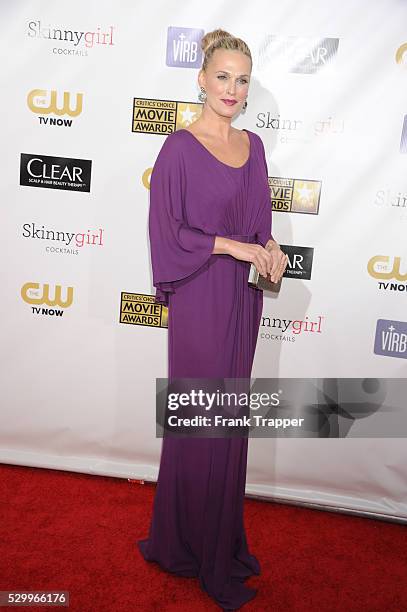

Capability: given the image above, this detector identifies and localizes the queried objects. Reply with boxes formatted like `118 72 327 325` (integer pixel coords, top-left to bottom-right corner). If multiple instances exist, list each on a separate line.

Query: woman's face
199 48 251 118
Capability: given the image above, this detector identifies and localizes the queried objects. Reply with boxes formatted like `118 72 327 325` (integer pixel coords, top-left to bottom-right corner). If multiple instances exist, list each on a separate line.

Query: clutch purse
248 264 279 291
248 240 284 290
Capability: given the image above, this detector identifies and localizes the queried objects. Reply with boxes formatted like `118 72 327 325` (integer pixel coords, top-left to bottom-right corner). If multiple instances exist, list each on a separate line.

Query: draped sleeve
255 134 273 248
148 132 216 306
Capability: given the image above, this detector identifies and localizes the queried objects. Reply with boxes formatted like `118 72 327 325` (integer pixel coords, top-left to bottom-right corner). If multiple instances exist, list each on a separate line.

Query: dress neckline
179 128 251 169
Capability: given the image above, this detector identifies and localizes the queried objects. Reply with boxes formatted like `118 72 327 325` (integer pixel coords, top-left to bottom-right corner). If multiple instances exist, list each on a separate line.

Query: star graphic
295 183 313 204
180 105 197 126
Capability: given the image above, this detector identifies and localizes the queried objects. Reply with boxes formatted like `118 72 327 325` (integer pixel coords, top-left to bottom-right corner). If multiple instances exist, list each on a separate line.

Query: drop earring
198 87 207 102
242 99 248 110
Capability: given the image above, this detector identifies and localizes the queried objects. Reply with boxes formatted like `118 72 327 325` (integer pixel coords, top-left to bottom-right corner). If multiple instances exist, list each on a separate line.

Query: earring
198 87 207 102
242 99 248 110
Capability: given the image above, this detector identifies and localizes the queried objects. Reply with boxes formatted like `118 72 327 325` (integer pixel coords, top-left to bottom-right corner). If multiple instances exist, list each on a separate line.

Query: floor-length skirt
137 254 263 610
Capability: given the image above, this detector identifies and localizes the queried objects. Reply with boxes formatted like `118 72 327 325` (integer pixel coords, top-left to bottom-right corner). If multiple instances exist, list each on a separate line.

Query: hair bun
199 28 252 73
201 28 232 54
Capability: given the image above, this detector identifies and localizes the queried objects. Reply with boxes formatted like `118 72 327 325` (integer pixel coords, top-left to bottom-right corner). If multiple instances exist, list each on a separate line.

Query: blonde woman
138 28 287 610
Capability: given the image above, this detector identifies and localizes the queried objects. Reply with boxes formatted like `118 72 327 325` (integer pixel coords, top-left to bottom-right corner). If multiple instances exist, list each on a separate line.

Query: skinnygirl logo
260 315 324 342
27 20 114 50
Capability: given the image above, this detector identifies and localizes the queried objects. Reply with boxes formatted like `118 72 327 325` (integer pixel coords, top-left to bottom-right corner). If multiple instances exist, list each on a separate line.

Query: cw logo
142 167 153 189
21 283 74 307
395 43 407 64
367 256 407 281
27 89 83 116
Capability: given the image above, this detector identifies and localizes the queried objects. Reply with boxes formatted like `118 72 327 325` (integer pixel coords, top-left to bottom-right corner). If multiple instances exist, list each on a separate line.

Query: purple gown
137 128 272 610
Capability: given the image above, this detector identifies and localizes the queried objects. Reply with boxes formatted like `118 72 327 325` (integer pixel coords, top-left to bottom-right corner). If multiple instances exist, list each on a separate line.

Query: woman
138 28 288 610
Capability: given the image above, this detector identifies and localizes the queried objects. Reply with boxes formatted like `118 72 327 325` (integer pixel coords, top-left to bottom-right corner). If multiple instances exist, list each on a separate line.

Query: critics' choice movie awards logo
27 89 83 127
374 319 407 360
120 293 168 328
166 26 204 68
400 115 407 154
270 177 321 214
258 36 339 73
27 20 115 56
22 222 104 255
280 245 314 280
20 154 92 192
132 98 202 134
260 313 324 343
21 282 74 316
367 255 407 292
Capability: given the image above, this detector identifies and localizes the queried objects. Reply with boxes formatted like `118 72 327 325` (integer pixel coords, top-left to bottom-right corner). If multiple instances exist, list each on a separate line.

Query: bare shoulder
179 124 200 137
180 125 194 133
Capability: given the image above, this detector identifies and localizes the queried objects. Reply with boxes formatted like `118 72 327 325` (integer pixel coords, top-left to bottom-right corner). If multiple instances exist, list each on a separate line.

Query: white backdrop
1 0 407 521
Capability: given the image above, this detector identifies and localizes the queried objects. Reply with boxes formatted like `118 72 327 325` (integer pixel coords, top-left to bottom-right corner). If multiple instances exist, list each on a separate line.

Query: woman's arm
212 236 273 279
212 236 288 283
212 236 233 255
212 236 277 256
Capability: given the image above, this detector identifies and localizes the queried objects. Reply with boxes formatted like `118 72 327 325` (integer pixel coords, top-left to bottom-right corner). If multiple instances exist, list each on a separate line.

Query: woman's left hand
264 239 288 283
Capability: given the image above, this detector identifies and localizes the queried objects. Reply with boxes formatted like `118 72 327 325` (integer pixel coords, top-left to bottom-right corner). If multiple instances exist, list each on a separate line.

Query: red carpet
0 463 405 611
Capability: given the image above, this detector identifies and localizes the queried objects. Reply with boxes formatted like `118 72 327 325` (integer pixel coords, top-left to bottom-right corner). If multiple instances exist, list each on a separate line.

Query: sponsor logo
142 168 152 190
27 89 83 126
20 153 92 192
260 314 324 342
258 36 339 73
395 43 407 65
367 255 407 292
373 187 407 221
256 113 344 144
280 245 314 280
132 97 202 134
120 292 168 328
21 282 74 316
27 20 114 56
166 26 204 68
374 319 407 359
269 177 321 214
22 222 104 254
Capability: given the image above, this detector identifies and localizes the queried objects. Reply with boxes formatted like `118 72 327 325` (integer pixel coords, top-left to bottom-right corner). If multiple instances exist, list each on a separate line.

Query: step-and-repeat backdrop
1 1 407 520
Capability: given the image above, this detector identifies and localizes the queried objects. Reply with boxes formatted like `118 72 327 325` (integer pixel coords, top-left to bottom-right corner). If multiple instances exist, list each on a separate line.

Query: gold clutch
248 263 280 291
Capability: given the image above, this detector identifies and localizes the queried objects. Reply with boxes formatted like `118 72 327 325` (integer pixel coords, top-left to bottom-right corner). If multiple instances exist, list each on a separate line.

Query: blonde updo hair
200 28 252 72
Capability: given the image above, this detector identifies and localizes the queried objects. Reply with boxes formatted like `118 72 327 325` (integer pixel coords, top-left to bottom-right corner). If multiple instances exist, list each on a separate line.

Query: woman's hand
264 239 289 283
213 236 289 283
213 237 273 279
228 241 274 278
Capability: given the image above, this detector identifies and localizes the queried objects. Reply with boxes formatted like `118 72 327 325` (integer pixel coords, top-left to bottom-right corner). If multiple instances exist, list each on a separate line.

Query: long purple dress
137 127 272 610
